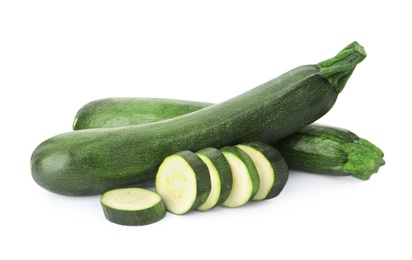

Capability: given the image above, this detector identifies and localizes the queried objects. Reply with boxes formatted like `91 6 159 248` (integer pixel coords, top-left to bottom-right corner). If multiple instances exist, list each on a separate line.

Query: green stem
342 138 385 180
317 41 367 93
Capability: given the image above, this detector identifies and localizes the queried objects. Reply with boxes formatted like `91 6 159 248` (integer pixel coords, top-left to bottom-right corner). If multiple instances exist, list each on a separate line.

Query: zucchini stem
317 41 367 93
342 138 385 180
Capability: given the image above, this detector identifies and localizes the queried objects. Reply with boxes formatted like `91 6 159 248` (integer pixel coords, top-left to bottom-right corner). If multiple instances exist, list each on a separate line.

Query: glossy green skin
73 98 211 130
75 99 383 181
31 65 339 196
73 96 384 181
273 124 385 180
239 142 289 200
72 42 365 132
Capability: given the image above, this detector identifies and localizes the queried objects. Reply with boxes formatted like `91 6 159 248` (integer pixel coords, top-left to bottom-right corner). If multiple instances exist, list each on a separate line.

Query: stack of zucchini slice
102 142 289 225
156 142 288 215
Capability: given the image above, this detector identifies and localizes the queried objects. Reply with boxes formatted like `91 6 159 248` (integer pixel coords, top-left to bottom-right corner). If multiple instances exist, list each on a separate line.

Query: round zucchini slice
196 147 232 211
221 146 260 208
155 151 211 215
101 187 166 226
237 142 289 201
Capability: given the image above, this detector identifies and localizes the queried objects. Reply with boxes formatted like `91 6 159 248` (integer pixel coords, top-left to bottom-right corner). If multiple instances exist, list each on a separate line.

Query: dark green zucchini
31 42 366 196
73 98 211 130
272 124 385 180
72 95 385 180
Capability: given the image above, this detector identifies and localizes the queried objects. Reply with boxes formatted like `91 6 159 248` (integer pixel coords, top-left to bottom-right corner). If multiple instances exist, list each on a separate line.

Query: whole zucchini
272 124 385 180
73 98 385 180
31 42 366 196
73 98 211 130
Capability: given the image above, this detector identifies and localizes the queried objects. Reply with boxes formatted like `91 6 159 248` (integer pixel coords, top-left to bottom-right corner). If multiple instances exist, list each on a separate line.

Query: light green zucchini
196 147 232 211
237 142 289 201
155 151 211 215
221 146 260 208
101 187 166 226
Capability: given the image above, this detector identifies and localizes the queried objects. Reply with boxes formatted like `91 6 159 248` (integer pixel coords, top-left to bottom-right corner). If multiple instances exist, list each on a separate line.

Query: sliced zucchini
221 146 260 208
101 187 166 226
195 147 232 211
155 151 211 215
237 142 289 201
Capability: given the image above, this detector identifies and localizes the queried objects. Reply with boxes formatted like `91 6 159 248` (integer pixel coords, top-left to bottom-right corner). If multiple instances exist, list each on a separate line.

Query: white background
1 1 411 259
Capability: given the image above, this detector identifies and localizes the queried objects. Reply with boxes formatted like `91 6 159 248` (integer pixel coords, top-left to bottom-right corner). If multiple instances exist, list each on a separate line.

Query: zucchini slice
221 146 260 208
101 187 166 226
195 147 232 211
155 151 211 215
237 142 289 201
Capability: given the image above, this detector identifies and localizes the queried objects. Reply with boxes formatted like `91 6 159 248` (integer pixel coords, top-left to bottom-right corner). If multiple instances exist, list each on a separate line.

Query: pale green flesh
101 187 161 211
221 153 253 207
155 155 197 215
196 153 221 211
237 145 275 201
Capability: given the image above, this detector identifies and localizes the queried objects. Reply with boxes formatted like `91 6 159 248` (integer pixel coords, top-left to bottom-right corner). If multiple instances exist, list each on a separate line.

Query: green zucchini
73 98 211 130
72 43 365 131
221 146 260 207
272 124 385 180
73 97 385 181
31 42 366 196
196 147 232 211
155 151 211 215
237 142 289 201
101 187 166 226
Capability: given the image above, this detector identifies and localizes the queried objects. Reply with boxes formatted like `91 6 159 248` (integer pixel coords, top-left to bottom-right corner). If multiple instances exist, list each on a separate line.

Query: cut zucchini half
221 146 260 208
196 147 232 211
101 187 166 226
155 151 211 215
237 142 289 201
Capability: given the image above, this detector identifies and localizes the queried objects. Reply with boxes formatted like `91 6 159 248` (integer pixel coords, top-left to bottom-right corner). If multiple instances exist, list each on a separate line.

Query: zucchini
196 147 232 211
31 42 366 195
273 124 385 180
73 97 384 181
101 187 166 226
73 98 211 130
155 151 211 215
237 142 289 201
221 146 260 208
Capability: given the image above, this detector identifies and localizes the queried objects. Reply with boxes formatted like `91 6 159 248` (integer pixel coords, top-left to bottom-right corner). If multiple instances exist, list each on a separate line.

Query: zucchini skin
272 124 385 180
102 201 165 226
73 98 211 130
31 42 365 195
